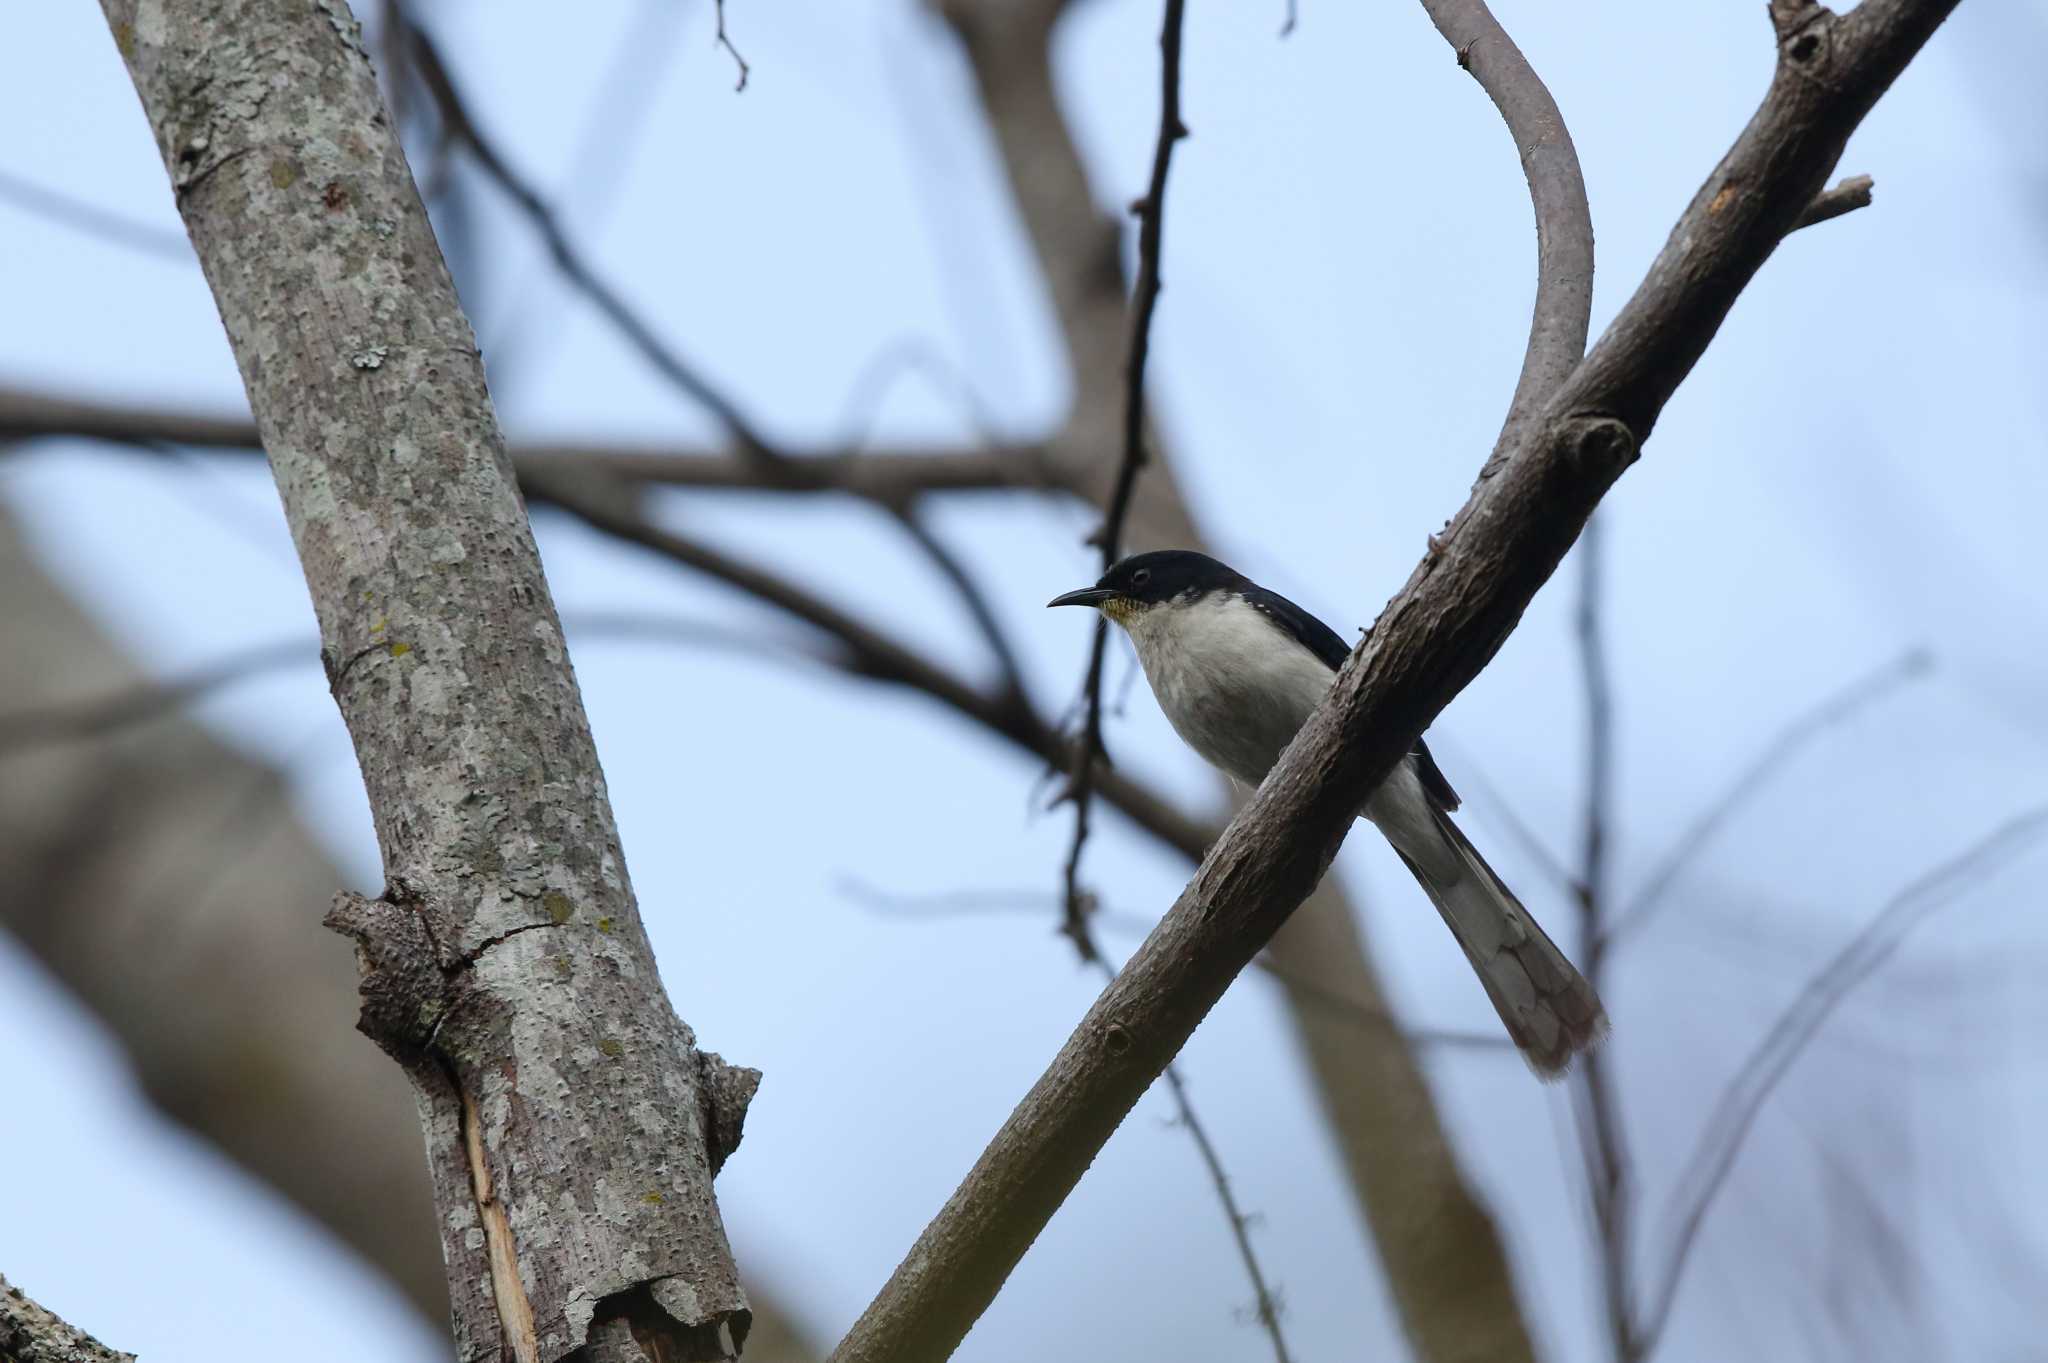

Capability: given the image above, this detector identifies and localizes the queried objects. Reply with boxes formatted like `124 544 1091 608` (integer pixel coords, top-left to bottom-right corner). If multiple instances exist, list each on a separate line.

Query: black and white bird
1050 548 1606 1076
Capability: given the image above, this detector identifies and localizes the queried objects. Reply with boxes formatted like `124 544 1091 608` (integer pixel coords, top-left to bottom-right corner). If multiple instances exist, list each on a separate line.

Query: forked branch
824 3 1960 1359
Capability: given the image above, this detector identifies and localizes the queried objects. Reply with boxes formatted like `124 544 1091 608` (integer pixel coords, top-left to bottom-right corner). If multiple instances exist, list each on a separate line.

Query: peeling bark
97 3 750 1359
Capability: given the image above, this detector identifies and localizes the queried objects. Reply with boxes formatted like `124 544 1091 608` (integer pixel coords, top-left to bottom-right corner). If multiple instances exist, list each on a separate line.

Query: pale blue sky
3 2 2043 1360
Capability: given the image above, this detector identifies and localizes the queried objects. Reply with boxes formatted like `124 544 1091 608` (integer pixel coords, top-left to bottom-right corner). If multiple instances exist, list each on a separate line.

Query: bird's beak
1046 587 1116 609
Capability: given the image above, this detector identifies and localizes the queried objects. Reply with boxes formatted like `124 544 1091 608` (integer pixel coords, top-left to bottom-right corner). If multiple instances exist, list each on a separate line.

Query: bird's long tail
1391 812 1608 1078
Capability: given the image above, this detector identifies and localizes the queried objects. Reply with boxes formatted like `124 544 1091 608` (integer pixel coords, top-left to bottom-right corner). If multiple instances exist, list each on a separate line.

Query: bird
1049 548 1606 1076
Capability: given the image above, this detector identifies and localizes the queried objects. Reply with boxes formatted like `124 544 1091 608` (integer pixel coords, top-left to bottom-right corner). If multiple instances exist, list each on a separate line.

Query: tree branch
524 470 1219 859
396 10 778 460
1569 516 1641 1362
0 384 1059 497
1057 0 1188 979
0 1272 134 1363
1420 0 1595 448
824 3 1960 1358
1070 917 1293 1363
100 2 752 1356
1789 172 1875 230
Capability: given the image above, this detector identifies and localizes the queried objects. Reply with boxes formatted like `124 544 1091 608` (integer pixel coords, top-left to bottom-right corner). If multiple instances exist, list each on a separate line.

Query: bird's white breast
1121 593 1336 788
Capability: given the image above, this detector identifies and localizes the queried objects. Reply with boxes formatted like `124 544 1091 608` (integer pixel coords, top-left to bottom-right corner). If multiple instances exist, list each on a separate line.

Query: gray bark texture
0 500 823 1360
97 4 751 1361
0 1273 134 1363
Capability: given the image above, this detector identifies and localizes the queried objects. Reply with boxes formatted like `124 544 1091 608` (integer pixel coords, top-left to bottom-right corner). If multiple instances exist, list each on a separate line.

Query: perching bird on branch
1051 549 1606 1076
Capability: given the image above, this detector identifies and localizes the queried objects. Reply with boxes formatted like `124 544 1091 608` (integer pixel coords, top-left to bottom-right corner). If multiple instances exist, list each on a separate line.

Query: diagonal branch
0 383 1055 498
1568 517 1640 1362
0 1272 134 1363
1068 910 1293 1363
525 470 1218 859
396 11 779 459
824 3 1960 1358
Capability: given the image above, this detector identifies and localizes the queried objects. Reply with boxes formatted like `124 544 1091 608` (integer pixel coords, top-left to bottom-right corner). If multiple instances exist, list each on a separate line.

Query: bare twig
825 3 1960 1357
1158 1061 1293 1362
0 384 1059 497
472 0 689 395
527 470 1219 859
1058 0 1190 976
884 504 1030 703
1105 0 1189 563
830 342 1034 703
1604 648 1931 949
0 1272 135 1363
1639 804 2048 1354
1789 173 1876 231
398 13 779 457
713 0 750 91
1569 516 1641 1363
1073 919 1293 1363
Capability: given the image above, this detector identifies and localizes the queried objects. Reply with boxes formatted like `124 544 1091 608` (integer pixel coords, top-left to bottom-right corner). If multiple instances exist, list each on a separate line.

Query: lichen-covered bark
0 1272 134 1363
97 4 750 1360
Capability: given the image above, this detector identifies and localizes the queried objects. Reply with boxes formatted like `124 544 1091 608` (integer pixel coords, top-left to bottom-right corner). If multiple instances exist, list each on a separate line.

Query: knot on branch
698 1051 762 1176
325 887 449 1058
1769 0 1835 68
1565 416 1638 476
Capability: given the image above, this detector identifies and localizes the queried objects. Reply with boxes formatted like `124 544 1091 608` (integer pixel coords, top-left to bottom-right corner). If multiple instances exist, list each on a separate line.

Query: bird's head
1046 549 1240 626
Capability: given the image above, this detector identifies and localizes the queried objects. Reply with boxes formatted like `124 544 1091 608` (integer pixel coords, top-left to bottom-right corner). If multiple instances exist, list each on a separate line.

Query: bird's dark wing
1411 738 1461 812
1239 584 1352 670
1240 583 1463 812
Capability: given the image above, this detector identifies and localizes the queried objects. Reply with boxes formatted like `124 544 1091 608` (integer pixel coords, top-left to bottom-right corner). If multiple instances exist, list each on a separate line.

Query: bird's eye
1131 568 1152 587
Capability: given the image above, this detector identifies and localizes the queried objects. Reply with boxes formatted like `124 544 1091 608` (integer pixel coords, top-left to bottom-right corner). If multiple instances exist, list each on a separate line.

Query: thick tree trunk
99 4 750 1360
0 498 821 1360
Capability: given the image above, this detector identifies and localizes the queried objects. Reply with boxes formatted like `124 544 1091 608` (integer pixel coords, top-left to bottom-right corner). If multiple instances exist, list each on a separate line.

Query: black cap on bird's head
1046 549 1243 619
